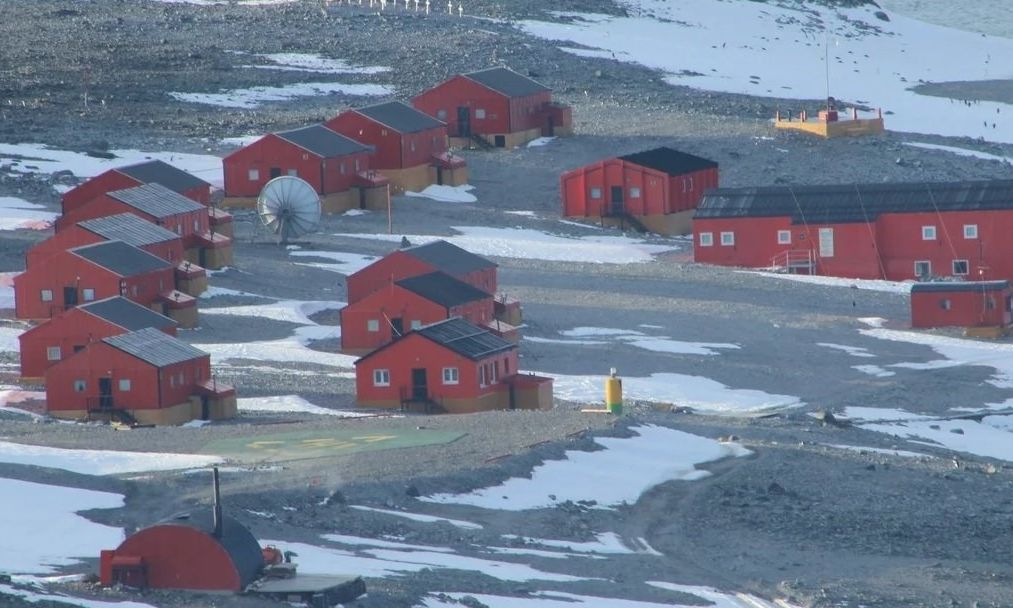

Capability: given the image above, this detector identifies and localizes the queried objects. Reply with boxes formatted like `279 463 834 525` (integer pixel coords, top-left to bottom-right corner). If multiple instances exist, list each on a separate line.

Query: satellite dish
257 176 321 244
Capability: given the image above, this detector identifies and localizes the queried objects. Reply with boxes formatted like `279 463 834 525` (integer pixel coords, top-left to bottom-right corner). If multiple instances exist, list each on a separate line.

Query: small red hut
62 160 213 213
910 280 1012 330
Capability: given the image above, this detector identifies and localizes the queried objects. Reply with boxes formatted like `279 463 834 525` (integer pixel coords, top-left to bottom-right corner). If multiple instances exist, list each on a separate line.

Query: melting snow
405 184 477 203
0 441 222 475
348 505 484 530
169 82 393 109
289 250 378 275
247 53 389 74
740 270 914 293
904 142 1013 164
0 197 57 230
818 343 877 358
238 395 376 417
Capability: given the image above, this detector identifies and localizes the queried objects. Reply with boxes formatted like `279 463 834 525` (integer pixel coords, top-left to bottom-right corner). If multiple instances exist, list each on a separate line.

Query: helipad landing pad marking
203 429 465 462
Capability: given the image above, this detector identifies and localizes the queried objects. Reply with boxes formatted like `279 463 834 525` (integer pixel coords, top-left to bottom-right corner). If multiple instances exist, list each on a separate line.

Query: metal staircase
770 249 815 274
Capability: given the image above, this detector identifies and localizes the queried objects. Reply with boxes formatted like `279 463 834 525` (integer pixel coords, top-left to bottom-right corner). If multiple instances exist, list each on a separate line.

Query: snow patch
169 82 393 109
405 184 478 203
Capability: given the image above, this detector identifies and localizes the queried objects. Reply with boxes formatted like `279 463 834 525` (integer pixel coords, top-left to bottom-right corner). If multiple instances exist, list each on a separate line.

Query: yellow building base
965 326 1008 339
321 190 358 214
177 273 208 298
774 116 885 138
164 305 198 329
220 196 257 209
378 164 436 194
429 164 469 187
361 186 389 211
568 209 695 236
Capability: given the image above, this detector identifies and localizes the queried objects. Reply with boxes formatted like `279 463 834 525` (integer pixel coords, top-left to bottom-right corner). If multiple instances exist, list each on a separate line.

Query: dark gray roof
155 511 262 588
402 240 496 276
107 182 205 218
618 147 718 175
103 327 208 367
464 67 550 98
695 180 1013 224
79 213 179 247
276 124 371 158
415 317 514 360
116 160 211 193
911 280 1009 293
71 240 171 276
396 272 490 308
80 296 177 331
355 101 444 133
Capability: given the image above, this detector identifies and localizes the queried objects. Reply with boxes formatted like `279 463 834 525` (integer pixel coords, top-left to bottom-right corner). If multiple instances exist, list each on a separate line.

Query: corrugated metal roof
153 511 262 588
107 182 206 218
355 101 444 133
78 213 179 247
402 240 496 275
618 147 718 175
416 317 514 360
116 160 210 192
275 124 371 158
695 180 1013 224
911 280 1009 293
80 296 177 331
70 240 171 276
103 327 207 367
396 271 490 308
463 67 549 98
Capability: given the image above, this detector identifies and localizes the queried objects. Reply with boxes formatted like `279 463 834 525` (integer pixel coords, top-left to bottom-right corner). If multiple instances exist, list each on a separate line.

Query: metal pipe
212 467 223 538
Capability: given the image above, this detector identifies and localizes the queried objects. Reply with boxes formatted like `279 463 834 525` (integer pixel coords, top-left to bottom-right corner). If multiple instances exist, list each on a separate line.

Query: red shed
910 280 1012 329
340 271 494 354
19 296 177 381
561 147 718 235
412 67 573 148
325 101 467 192
693 180 1013 282
346 240 497 304
354 317 552 414
45 327 235 425
61 160 212 213
222 124 381 213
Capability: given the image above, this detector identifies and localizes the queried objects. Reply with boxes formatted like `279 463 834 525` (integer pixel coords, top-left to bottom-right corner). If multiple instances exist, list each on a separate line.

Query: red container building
561 147 718 235
61 159 213 212
910 281 1012 329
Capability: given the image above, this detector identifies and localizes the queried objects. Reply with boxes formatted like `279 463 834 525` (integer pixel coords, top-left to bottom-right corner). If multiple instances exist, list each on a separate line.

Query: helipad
204 428 465 462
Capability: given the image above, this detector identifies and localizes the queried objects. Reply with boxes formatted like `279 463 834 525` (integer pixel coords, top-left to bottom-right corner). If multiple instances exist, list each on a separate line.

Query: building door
547 115 555 137
201 396 210 420
98 377 113 410
199 247 207 267
411 368 428 400
269 167 282 179
63 286 78 308
494 135 506 148
457 107 471 137
818 227 834 258
390 317 404 337
609 186 624 215
435 166 444 186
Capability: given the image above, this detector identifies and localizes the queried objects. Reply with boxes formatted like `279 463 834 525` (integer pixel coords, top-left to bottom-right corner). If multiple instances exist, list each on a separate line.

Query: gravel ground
3 1 1013 607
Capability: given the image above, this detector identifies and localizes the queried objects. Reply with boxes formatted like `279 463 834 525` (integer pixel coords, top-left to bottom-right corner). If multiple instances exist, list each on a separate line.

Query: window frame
720 231 735 246
629 186 641 199
589 187 602 200
73 379 86 392
914 260 932 278
248 168 260 181
119 379 131 392
475 108 486 119
373 369 390 387
698 232 713 247
963 224 978 239
367 319 380 332
82 288 95 302
952 259 969 275
777 230 791 245
921 225 937 241
46 346 61 361
41 289 53 302
442 367 459 385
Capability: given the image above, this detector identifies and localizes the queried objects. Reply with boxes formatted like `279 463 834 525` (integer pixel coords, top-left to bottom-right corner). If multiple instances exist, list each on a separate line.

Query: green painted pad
204 428 465 462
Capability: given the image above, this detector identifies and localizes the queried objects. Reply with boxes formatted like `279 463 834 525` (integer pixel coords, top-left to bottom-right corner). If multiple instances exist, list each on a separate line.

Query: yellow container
605 374 623 416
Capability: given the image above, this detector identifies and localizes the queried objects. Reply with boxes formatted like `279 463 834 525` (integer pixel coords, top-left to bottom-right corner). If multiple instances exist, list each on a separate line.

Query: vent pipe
212 466 223 538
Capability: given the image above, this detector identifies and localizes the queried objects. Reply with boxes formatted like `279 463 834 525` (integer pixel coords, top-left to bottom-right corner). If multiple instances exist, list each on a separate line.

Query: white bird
447 0 452 12
457 2 462 15
425 0 429 13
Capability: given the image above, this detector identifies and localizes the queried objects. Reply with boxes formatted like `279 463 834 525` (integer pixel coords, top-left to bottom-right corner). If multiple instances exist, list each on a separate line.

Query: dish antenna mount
257 176 321 244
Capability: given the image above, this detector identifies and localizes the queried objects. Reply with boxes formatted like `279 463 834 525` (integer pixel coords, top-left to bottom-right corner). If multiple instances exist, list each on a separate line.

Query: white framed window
82 288 95 302
119 379 131 391
777 230 791 245
698 232 713 247
373 369 390 387
442 367 459 385
367 319 379 332
493 360 500 382
410 320 422 330
964 224 978 239
475 108 486 119
921 225 937 240
914 260 932 278
629 187 641 199
479 365 487 387
720 231 735 246
287 169 298 177
683 177 694 192
46 346 61 361
410 140 416 152
436 109 447 120
248 168 260 181
590 187 602 199
73 379 86 392
939 298 951 310
41 289 53 302
952 259 969 275
340 162 346 175
194 219 200 231
381 129 388 136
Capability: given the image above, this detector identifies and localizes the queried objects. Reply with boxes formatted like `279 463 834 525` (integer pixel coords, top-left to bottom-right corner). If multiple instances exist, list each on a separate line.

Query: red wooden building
19 296 177 381
412 67 572 148
354 317 552 414
56 182 233 269
222 124 387 212
561 147 718 235
325 101 467 192
13 240 198 328
693 180 1013 282
910 281 1012 329
45 327 236 425
340 271 494 354
26 213 207 296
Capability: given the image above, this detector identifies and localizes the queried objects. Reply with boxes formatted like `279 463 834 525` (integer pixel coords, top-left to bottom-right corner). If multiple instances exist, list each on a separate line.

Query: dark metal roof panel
79 296 177 331
78 213 179 247
107 182 206 218
70 240 171 276
103 327 207 367
402 240 496 275
355 101 444 133
275 124 371 158
463 67 550 98
116 160 210 192
396 271 490 308
618 147 718 175
155 511 262 588
416 317 514 360
911 280 1010 293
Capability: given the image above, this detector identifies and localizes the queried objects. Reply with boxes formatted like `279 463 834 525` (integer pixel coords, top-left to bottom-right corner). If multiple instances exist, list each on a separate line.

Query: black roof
396 271 490 308
402 240 496 276
618 147 718 176
155 510 262 588
116 160 210 193
415 317 515 360
107 182 205 218
911 280 1009 293
71 240 171 276
79 213 179 247
103 327 208 367
276 124 371 158
80 296 177 331
355 101 444 133
695 180 1013 224
464 67 550 98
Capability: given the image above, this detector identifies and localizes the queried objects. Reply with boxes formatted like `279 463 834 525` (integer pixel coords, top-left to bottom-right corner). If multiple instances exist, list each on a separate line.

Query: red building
340 271 494 354
45 327 236 425
222 124 387 212
354 317 552 414
412 67 572 148
325 101 467 192
13 240 198 328
694 180 1013 282
56 182 233 269
910 281 1012 329
561 147 718 235
19 296 177 381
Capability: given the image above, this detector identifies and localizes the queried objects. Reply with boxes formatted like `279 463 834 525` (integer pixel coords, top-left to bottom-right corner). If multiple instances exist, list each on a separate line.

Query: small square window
73 380 86 392
442 367 459 385
46 346 61 361
287 169 298 177
41 289 53 302
964 224 978 239
699 232 713 247
194 219 200 231
777 230 791 245
720 231 735 246
373 369 390 387
381 129 388 136
410 140 416 152
248 168 260 181
590 187 602 199
629 187 641 199
475 108 486 119
82 288 95 302
367 319 380 332
939 298 951 310
915 260 931 278
922 225 937 240
952 260 969 275
410 320 422 330
436 109 447 120
986 297 996 310
119 379 131 391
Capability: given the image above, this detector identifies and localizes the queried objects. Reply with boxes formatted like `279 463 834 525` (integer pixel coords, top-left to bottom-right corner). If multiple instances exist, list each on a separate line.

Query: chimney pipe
212 467 223 538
